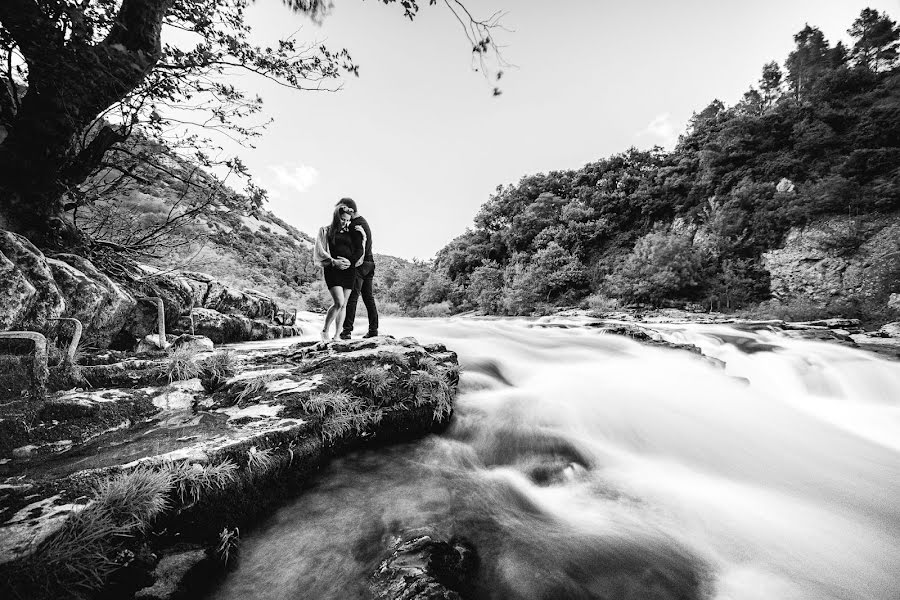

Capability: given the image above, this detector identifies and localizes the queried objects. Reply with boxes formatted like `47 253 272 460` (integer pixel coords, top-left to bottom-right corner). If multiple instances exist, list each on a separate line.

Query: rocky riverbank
0 336 459 600
0 230 302 360
536 307 900 361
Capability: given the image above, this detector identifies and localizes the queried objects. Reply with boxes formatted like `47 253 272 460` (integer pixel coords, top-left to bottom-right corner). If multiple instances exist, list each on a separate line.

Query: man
338 198 379 338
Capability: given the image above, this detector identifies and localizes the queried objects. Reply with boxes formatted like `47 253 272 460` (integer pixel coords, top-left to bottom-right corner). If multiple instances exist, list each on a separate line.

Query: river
214 316 900 600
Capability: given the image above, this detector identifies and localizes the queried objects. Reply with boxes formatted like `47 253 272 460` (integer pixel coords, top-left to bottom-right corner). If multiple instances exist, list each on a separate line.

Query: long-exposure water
213 317 900 600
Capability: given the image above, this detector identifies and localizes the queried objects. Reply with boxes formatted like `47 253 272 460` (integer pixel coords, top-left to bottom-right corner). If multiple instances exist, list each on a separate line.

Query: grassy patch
233 374 275 406
246 446 277 475
166 347 201 383
300 390 385 444
353 365 392 397
168 459 238 505
17 467 173 597
198 350 236 392
93 466 173 530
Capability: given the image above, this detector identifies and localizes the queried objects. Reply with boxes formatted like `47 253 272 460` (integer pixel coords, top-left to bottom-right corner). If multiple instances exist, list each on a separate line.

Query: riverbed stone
0 336 459 600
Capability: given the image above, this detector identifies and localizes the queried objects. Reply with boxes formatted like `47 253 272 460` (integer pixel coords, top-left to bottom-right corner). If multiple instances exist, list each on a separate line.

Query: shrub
198 350 236 391
605 230 704 306
584 293 620 314
166 347 200 383
417 302 452 317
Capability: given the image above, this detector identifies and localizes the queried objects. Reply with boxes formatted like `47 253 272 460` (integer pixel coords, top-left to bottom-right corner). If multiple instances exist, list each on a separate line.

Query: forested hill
402 9 900 318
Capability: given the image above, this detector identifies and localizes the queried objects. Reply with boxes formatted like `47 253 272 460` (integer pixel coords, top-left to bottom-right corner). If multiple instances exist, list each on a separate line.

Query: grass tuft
407 370 454 420
234 374 275 405
355 365 391 397
300 389 353 417
168 459 238 505
322 407 384 444
246 446 277 475
198 350 236 391
166 346 201 383
217 526 240 567
93 466 173 529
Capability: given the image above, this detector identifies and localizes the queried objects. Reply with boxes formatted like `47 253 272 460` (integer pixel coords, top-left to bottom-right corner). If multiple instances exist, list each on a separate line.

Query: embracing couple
313 198 379 341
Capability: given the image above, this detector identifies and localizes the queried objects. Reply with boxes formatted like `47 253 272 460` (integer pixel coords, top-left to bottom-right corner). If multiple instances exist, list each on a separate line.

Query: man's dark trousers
343 262 378 335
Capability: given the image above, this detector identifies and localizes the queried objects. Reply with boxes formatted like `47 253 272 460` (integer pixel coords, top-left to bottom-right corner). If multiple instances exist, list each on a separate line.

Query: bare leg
323 286 344 341
333 287 352 340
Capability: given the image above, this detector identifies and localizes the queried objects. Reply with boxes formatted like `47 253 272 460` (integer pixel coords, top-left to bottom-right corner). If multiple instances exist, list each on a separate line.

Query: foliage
93 466 173 529
217 526 240 567
233 374 275 405
355 365 391 397
604 230 704 306
166 346 201 383
168 458 238 504
246 446 277 475
198 349 236 391
402 8 900 315
19 466 172 596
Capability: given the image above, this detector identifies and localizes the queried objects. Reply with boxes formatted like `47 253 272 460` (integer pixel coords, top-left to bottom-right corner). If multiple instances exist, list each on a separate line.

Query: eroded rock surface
0 336 459 600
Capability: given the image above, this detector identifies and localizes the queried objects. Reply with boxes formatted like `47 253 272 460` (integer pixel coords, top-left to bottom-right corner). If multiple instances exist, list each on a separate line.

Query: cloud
267 163 319 193
639 113 682 149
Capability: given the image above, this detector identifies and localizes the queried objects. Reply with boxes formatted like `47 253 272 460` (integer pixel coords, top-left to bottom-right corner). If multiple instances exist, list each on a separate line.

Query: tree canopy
406 8 900 315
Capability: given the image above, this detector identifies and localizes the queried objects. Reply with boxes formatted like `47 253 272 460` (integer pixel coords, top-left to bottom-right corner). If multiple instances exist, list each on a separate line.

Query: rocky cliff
762 212 900 312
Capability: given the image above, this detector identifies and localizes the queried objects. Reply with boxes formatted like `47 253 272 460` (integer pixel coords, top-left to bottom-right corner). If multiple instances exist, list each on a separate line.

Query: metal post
0 331 49 398
138 296 167 349
47 318 83 363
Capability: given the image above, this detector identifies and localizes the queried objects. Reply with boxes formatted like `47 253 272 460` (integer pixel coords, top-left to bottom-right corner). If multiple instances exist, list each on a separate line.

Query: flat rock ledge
0 336 459 600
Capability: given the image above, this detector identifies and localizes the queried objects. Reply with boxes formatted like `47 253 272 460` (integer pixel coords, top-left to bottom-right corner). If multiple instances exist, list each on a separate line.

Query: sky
198 0 899 260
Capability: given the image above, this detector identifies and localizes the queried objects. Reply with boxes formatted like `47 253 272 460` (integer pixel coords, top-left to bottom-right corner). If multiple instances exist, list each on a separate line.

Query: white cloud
639 113 682 149
267 163 319 193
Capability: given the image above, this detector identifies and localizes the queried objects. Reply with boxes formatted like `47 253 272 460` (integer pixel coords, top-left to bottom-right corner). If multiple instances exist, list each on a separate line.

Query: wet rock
135 546 210 600
178 271 214 308
791 318 861 329
171 334 214 354
0 335 459 600
370 532 478 600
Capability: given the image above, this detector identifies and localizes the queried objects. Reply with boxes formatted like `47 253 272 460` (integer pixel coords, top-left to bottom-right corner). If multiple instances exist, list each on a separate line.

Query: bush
605 230 703 306
584 293 620 314
417 302 451 317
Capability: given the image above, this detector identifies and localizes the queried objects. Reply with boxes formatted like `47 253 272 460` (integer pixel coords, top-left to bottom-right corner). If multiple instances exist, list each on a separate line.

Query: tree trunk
0 0 174 247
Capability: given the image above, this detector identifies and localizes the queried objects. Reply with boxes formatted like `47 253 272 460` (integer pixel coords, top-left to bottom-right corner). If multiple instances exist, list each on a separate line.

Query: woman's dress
323 226 363 289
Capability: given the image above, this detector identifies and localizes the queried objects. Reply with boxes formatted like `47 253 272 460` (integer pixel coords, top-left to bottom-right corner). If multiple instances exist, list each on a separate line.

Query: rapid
213 317 900 600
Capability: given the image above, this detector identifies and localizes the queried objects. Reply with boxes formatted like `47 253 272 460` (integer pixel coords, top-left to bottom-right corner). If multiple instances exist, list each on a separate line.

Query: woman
315 205 366 341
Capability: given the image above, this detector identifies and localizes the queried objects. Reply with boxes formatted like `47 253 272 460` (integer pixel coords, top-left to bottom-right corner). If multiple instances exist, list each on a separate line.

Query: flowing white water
216 317 900 600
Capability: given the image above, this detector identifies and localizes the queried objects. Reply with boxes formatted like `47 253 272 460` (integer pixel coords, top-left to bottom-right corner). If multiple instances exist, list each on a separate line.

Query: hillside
76 137 414 315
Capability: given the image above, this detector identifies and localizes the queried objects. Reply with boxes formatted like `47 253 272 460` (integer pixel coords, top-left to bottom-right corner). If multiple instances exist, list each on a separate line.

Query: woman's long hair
327 205 352 246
